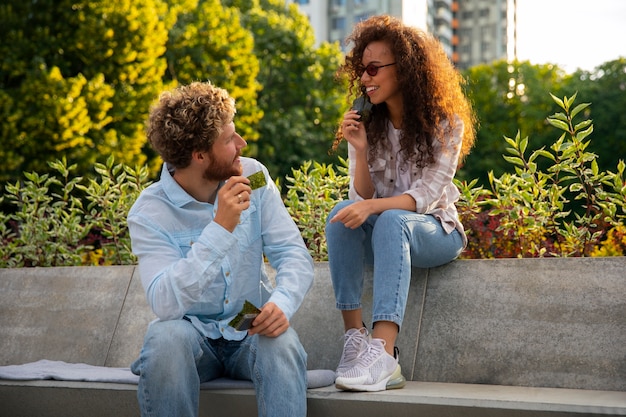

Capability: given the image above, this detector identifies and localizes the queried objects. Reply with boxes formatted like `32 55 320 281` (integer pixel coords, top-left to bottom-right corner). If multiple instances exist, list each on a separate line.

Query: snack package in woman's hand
352 95 373 123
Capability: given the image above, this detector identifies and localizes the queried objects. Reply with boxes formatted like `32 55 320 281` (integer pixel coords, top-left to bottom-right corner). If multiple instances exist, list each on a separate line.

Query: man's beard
202 152 242 182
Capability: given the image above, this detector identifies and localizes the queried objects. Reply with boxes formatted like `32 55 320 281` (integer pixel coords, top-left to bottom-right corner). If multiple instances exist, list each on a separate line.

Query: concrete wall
292 258 626 391
1 258 625 392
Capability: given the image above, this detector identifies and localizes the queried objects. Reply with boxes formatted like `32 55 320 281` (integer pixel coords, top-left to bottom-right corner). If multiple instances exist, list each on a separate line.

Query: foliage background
1 93 624 266
0 0 347 189
1 1 625 266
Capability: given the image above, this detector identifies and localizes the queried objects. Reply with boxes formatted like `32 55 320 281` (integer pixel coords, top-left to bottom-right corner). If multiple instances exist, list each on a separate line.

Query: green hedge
1 94 624 267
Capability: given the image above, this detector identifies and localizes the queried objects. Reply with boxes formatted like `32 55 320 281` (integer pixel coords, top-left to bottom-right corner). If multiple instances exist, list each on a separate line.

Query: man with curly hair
127 81 313 416
327 15 477 392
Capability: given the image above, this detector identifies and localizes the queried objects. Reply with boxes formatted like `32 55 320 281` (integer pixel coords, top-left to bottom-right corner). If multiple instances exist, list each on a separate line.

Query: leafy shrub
284 159 349 261
456 93 625 257
591 224 626 257
1 94 624 265
0 156 150 267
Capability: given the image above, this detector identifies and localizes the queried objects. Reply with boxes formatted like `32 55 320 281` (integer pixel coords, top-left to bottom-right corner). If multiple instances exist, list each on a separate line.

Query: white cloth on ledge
0 359 335 389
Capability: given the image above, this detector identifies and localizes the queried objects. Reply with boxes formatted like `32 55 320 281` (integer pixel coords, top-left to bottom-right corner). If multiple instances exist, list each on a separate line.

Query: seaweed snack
247 171 267 190
228 300 261 331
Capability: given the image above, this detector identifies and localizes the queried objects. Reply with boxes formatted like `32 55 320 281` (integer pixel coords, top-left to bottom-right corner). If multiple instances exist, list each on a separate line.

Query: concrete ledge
1 258 625 416
293 258 626 391
308 382 626 417
1 380 624 417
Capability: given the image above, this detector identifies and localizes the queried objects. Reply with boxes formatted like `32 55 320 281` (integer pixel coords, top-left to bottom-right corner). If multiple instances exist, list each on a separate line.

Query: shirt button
225 299 229 304
225 271 230 277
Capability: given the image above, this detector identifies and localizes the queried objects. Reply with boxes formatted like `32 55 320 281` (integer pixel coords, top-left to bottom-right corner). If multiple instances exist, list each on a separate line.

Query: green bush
1 93 624 265
284 159 349 261
0 156 150 267
457 93 625 257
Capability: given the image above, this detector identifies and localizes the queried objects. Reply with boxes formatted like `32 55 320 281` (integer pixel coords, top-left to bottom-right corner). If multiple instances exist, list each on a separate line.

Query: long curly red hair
332 15 476 167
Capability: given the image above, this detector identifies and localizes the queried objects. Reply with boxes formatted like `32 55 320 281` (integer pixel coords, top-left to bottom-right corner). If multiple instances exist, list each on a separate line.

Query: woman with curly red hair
326 15 476 392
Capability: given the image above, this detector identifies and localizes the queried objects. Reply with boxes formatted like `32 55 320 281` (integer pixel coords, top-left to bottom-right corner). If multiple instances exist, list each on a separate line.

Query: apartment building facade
287 0 514 69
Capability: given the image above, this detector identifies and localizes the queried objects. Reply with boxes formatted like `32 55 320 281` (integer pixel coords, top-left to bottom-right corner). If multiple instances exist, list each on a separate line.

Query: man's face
203 122 247 181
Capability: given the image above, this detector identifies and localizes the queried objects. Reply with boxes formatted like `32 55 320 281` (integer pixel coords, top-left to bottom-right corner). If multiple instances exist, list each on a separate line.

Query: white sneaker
335 327 369 377
335 338 400 392
385 352 406 390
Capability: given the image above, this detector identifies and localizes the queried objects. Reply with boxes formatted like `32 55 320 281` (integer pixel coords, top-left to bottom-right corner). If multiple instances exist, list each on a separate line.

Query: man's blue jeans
131 319 307 417
325 200 464 329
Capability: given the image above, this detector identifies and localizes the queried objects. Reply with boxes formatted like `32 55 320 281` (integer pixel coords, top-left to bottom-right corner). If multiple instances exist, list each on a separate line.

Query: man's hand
247 302 289 338
213 176 251 232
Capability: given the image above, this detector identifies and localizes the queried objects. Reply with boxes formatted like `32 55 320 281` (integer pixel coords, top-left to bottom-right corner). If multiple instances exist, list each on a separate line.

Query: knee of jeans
258 329 306 365
143 320 199 360
375 210 408 230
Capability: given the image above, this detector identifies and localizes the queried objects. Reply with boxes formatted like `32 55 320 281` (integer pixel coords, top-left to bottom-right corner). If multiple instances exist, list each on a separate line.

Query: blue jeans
131 319 307 417
325 200 464 329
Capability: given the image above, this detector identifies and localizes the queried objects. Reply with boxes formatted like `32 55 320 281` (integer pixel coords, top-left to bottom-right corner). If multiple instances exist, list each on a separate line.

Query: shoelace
357 339 387 367
341 328 366 360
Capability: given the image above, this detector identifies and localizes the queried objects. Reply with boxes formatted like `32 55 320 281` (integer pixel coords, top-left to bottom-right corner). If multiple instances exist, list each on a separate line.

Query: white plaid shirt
348 118 467 246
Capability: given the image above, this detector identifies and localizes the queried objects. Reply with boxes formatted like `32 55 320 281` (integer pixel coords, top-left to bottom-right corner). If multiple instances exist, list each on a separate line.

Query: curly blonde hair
332 15 476 167
147 81 236 169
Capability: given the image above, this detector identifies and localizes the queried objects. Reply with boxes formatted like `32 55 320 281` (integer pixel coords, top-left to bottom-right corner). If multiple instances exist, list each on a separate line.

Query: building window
460 27 472 38
332 17 346 31
295 0 310 4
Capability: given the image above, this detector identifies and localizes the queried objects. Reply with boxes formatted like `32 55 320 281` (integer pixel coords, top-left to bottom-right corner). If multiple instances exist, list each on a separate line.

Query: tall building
288 0 420 50
287 0 514 69
453 0 509 69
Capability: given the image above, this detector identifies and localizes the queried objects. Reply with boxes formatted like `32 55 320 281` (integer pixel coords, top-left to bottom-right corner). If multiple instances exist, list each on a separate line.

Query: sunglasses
360 62 396 76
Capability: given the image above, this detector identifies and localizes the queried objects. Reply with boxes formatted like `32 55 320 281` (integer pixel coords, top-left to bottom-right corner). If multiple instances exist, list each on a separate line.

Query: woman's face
359 40 401 107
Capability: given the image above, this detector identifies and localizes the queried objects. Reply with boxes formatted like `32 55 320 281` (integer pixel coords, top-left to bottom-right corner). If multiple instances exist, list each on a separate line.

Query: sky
515 0 626 72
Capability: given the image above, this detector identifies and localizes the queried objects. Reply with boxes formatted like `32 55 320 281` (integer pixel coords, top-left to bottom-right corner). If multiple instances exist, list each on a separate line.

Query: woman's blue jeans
325 200 464 329
131 319 307 417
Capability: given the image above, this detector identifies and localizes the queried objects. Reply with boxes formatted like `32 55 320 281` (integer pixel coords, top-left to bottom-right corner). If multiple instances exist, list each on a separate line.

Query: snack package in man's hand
247 171 267 190
229 300 261 331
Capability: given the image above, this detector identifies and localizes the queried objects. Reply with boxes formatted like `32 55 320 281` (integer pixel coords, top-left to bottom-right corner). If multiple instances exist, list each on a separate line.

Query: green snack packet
247 171 267 190
228 300 261 331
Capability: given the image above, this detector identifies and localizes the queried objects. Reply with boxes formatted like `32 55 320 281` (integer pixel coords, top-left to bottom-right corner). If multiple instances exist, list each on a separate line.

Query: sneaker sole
335 364 405 392
385 364 406 390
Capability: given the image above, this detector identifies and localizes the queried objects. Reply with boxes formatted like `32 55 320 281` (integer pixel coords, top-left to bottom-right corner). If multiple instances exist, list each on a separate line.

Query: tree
161 0 262 164
224 0 346 184
461 60 571 185
0 0 169 183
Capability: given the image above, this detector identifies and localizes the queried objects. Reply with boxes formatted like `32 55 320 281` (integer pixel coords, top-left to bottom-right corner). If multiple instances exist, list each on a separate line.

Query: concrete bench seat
1 258 625 416
3 379 625 417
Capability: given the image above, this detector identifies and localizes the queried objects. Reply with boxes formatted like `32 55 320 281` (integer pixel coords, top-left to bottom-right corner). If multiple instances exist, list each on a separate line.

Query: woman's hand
329 200 373 229
341 110 367 153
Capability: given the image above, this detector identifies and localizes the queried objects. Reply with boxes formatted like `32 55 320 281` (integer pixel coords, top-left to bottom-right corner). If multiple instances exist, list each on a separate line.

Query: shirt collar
160 163 205 207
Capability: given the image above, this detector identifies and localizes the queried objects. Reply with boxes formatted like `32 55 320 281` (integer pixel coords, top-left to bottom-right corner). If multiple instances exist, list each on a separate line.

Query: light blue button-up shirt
127 157 313 341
